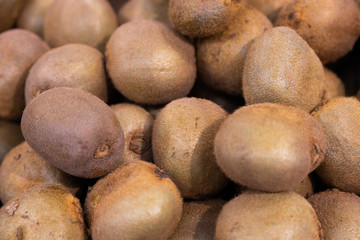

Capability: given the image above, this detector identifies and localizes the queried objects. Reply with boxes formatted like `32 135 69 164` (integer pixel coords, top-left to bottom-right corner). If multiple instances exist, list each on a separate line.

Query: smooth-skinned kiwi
43 0 118 52
153 97 229 199
21 87 125 178
0 29 49 120
312 97 360 194
244 0 291 22
214 103 327 192
322 68 345 101
0 0 26 32
242 26 325 112
85 160 183 240
0 120 23 164
25 43 108 105
0 141 83 204
215 191 322 239
106 20 196 105
0 184 87 240
197 3 272 96
308 189 360 240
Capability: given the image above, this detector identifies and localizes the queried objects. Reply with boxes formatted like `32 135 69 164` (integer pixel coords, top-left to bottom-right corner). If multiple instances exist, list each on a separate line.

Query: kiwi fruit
242 26 324 112
214 103 327 192
292 176 314 199
275 0 360 64
169 200 225 240
0 141 83 204
85 160 183 240
108 0 129 12
197 3 272 96
106 20 196 105
244 0 291 22
153 97 229 199
308 189 360 240
16 0 55 37
111 103 154 164
215 191 322 239
43 0 118 52
0 120 23 164
312 97 360 194
25 43 108 105
322 68 345 101
21 87 125 178
0 184 87 240
0 29 49 120
0 0 25 32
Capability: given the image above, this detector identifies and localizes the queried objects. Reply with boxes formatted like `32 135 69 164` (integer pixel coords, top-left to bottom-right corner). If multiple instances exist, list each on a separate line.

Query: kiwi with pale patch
215 191 322 239
0 29 49 120
322 68 345 101
21 87 125 178
214 103 327 192
85 160 183 240
0 0 26 32
25 43 108 105
244 0 291 22
0 184 87 240
0 120 23 164
242 26 324 112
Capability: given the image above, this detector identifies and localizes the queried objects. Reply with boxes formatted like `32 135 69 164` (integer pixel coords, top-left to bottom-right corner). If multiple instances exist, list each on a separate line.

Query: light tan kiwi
275 0 360 64
215 191 322 239
242 26 324 112
0 120 23 164
322 68 345 101
214 103 327 192
106 20 196 105
312 97 360 194
0 0 26 32
25 43 108 105
153 98 229 199
244 0 291 22
85 160 183 240
197 3 272 95
292 176 314 198
0 29 49 120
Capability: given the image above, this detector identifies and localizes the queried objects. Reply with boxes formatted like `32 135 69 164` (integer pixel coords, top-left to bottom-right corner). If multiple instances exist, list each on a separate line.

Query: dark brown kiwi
0 29 49 120
43 0 118 52
0 141 83 204
197 3 272 95
0 120 23 164
21 87 125 178
25 43 108 105
0 184 87 240
214 103 327 192
312 97 360 194
106 20 196 105
85 160 183 240
244 0 291 22
322 68 345 101
153 97 229 199
308 189 360 240
215 191 322 239
242 26 324 112
0 0 26 32
275 0 360 64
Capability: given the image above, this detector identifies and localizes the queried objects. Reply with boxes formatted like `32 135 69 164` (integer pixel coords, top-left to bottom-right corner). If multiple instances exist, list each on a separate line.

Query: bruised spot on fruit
129 132 149 155
5 199 19 216
13 153 21 160
154 167 169 180
94 142 112 159
288 12 294 20
16 225 23 240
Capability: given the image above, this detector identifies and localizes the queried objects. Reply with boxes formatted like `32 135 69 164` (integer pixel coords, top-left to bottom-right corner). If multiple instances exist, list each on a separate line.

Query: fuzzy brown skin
215 191 322 240
25 44 108 105
214 103 327 192
0 120 23 164
292 176 313 198
0 141 83 204
0 0 25 32
0 184 87 240
312 97 360 194
197 3 272 96
118 0 170 25
0 29 49 120
275 0 360 64
153 98 229 199
242 27 324 112
106 20 196 105
111 103 154 164
85 161 183 240
43 0 118 52
308 189 360 240
169 200 225 240
16 0 55 37
21 87 125 178
322 68 345 101
244 0 291 22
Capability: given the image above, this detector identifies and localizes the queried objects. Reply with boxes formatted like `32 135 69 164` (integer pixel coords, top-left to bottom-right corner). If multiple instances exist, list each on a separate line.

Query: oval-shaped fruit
244 0 291 22
0 184 87 240
0 0 25 32
242 26 324 112
322 68 345 101
21 87 125 178
214 103 327 192
85 160 183 240
106 20 196 105
312 97 360 193
0 120 23 164
215 191 322 240
153 98 229 199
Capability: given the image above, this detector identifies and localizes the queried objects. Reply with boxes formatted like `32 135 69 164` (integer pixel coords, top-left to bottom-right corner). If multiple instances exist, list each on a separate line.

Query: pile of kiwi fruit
0 0 359 239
